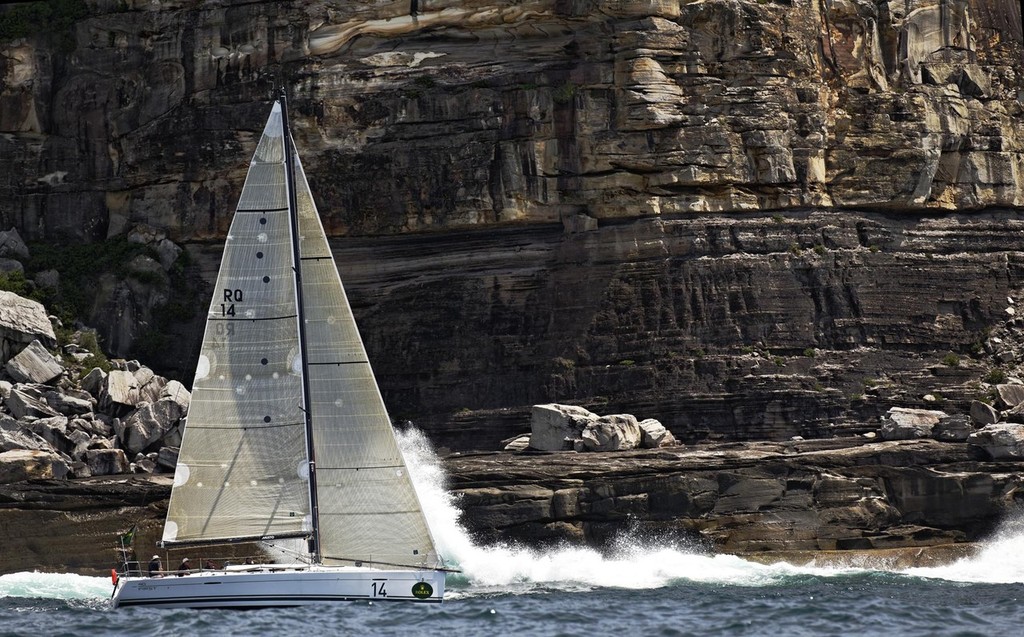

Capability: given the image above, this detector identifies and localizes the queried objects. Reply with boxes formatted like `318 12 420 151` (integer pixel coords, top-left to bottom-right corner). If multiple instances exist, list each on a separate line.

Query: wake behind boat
112 91 447 608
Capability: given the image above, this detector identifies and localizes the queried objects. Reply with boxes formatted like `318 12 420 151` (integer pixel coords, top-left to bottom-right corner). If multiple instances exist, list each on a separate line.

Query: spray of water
0 572 112 600
396 428 1024 590
904 510 1024 584
395 429 866 591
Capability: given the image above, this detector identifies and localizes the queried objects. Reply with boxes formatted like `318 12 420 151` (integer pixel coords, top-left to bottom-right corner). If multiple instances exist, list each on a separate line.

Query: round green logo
411 581 433 599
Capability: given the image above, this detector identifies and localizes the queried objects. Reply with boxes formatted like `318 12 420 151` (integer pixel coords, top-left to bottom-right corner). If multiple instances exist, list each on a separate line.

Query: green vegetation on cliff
0 0 87 43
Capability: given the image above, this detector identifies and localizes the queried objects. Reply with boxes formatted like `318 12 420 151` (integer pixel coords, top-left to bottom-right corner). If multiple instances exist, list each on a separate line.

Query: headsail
163 102 310 545
292 151 440 569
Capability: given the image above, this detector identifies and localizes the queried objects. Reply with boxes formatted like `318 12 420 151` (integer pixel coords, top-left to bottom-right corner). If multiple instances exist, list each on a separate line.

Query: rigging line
307 360 369 366
280 90 323 564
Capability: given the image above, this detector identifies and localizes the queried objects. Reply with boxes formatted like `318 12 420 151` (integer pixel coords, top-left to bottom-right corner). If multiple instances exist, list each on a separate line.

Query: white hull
111 565 445 608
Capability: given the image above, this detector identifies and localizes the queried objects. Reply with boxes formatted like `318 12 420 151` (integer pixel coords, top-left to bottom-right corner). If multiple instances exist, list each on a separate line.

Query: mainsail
164 98 439 570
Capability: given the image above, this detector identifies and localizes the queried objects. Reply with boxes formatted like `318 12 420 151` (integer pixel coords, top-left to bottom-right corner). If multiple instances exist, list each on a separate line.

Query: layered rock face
2 0 1022 239
447 438 1021 554
2 0 1024 450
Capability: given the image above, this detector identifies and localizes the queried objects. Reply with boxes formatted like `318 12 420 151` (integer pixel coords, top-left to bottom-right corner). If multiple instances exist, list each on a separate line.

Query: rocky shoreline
3 435 1021 576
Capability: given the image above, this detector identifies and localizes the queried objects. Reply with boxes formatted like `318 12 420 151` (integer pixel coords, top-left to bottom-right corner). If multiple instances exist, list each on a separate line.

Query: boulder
160 380 191 411
581 414 642 452
160 422 183 448
44 389 94 416
502 434 531 452
6 387 61 419
639 418 677 448
84 448 129 476
118 398 186 455
132 454 157 474
996 384 1024 409
80 367 107 398
87 436 115 451
530 404 598 451
5 339 63 384
969 400 1000 426
967 423 1024 459
0 228 29 260
157 446 179 471
23 416 74 455
879 407 945 440
0 291 57 362
155 238 182 271
99 370 140 414
933 415 975 442
0 449 69 482
0 416 53 452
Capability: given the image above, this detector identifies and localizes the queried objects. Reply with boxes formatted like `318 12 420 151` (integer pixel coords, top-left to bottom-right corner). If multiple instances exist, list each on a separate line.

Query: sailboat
111 92 447 608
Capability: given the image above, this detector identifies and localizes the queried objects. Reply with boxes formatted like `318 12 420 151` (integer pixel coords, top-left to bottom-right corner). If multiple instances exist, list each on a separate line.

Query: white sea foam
396 429 867 591
397 429 1024 590
903 513 1024 584
0 571 111 600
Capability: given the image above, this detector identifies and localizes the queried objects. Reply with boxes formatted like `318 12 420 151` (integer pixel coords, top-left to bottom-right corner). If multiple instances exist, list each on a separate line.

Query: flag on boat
119 525 137 547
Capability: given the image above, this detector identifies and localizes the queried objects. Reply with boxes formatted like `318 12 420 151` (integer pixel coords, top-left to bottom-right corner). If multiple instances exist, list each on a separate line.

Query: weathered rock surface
639 418 677 448
3 438 1022 575
967 423 1024 459
879 407 946 440
5 339 64 384
446 438 1018 553
0 293 57 363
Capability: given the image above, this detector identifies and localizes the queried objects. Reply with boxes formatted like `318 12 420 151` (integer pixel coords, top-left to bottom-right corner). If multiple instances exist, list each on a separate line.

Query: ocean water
3 431 1024 636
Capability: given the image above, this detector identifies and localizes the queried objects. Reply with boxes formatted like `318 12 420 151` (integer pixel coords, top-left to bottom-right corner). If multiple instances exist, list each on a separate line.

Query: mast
279 89 322 564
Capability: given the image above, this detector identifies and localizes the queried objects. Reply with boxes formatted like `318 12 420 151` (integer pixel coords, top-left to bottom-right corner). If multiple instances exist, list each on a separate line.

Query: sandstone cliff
2 438 1016 575
2 0 1024 449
